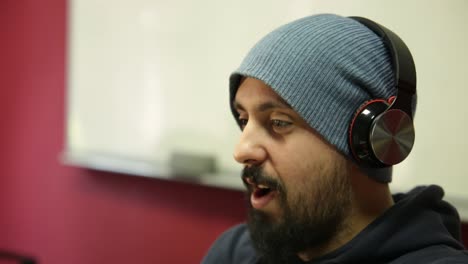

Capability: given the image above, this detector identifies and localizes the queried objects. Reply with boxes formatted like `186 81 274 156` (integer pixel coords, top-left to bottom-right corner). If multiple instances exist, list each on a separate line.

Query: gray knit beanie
230 14 396 169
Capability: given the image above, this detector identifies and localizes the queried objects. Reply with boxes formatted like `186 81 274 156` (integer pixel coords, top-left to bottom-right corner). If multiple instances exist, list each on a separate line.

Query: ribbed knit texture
229 14 396 160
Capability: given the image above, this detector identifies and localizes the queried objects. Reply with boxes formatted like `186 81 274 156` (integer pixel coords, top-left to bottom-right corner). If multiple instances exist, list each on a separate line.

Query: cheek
274 135 335 192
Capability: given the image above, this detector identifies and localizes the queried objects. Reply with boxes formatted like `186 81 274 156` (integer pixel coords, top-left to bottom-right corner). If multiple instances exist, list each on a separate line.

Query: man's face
233 77 353 262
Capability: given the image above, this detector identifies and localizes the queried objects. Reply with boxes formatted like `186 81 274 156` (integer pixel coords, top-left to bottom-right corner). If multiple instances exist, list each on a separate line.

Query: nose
233 122 267 166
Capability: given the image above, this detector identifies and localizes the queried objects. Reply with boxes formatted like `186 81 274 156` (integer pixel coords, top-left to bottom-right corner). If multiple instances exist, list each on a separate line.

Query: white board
65 0 468 219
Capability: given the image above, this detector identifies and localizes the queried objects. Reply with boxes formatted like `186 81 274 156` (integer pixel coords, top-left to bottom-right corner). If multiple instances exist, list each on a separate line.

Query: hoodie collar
305 185 464 264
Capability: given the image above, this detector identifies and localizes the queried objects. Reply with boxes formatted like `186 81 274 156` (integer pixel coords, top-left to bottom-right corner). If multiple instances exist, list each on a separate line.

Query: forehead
234 78 291 110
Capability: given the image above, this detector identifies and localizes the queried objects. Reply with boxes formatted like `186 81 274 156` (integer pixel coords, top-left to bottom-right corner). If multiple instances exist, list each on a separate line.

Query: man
202 14 468 264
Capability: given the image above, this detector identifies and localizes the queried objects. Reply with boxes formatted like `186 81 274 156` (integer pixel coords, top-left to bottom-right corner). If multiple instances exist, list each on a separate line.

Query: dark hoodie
201 185 468 263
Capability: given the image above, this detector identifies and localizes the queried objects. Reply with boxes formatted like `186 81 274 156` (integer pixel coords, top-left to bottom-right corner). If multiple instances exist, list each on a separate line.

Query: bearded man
202 14 468 264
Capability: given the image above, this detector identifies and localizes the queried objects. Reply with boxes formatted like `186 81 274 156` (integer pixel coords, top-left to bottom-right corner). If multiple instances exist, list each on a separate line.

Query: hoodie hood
307 185 465 264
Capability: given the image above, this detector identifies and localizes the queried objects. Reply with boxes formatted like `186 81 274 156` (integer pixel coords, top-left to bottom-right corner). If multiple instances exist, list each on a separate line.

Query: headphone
348 16 417 168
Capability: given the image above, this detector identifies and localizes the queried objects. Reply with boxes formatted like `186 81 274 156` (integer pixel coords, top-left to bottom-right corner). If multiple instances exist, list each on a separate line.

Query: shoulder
389 245 468 264
201 223 258 264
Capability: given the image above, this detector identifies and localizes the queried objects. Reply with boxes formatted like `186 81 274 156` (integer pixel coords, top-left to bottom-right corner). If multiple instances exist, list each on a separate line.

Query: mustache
241 165 282 191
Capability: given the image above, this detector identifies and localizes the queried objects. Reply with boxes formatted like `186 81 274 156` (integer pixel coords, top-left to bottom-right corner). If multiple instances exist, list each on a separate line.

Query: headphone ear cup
369 108 415 166
349 100 389 167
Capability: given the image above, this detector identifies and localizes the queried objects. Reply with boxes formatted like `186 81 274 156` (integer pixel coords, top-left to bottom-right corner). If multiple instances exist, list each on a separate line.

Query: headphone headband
349 16 417 118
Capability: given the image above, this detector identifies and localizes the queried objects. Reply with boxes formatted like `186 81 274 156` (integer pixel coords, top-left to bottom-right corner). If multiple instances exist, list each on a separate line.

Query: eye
238 118 248 129
271 119 293 131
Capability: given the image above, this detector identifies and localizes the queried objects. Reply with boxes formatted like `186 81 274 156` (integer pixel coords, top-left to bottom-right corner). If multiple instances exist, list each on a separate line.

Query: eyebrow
233 100 292 113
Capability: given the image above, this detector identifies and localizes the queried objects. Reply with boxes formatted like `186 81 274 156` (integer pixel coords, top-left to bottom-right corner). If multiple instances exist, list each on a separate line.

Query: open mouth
243 176 278 209
253 184 273 198
243 177 276 198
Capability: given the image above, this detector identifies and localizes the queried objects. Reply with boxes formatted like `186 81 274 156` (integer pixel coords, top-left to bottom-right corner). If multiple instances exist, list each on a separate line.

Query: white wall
66 0 468 219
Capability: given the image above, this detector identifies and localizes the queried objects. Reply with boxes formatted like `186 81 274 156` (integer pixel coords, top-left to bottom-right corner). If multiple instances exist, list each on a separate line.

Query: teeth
257 184 270 189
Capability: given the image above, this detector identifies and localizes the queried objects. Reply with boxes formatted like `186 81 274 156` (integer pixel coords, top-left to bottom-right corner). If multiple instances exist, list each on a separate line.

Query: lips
244 177 278 209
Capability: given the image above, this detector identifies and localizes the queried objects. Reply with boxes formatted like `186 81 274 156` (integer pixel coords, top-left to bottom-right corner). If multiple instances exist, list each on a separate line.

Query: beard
243 159 353 264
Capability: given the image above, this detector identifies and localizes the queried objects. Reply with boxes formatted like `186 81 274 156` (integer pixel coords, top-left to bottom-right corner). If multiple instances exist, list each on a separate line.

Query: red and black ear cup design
349 99 389 167
349 99 415 167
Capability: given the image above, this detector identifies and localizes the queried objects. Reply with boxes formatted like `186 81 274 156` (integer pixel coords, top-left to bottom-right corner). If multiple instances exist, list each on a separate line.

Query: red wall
0 1 466 263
